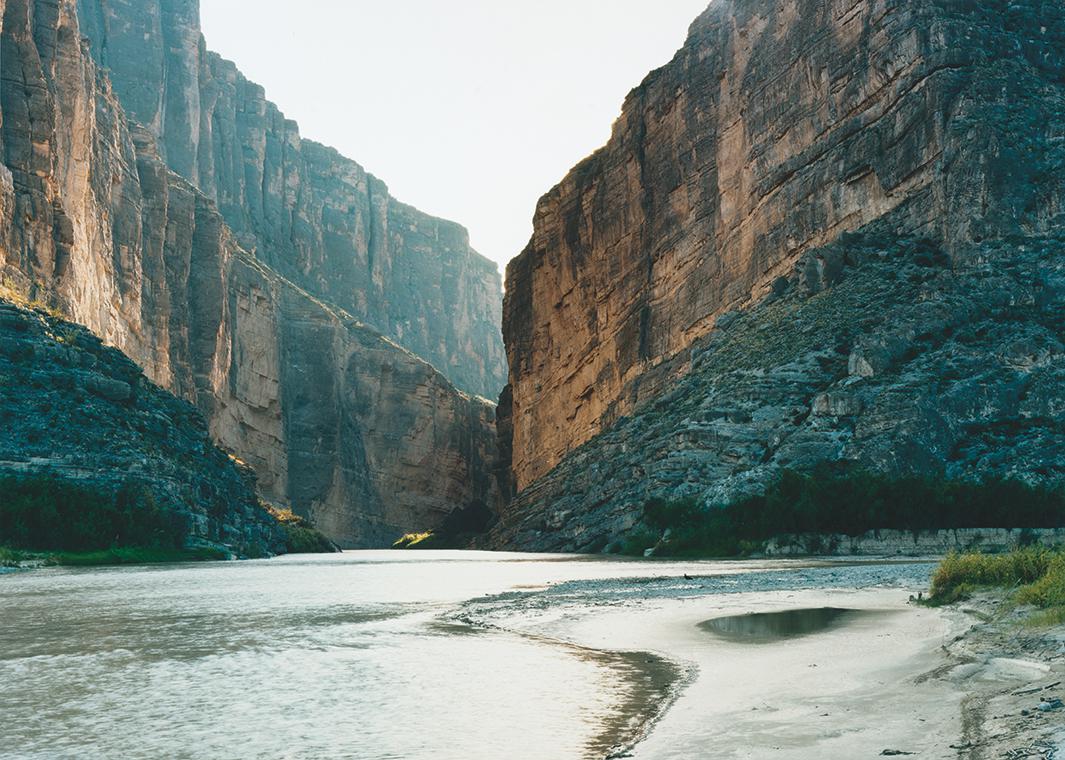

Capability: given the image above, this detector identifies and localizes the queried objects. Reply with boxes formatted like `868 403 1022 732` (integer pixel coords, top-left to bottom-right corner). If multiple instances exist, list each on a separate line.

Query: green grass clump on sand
930 548 1065 625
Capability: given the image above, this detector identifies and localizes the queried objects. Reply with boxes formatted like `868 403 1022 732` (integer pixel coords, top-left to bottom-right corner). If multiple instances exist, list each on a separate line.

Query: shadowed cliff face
493 0 1065 548
0 298 286 554
0 0 497 547
75 0 506 400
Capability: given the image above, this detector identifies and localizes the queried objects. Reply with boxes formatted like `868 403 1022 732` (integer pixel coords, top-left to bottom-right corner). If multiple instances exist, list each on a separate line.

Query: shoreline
566 586 962 758
461 560 1064 758
6 550 1062 756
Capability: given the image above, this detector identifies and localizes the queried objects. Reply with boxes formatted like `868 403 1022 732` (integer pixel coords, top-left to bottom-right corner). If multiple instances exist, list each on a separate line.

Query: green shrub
0 474 184 552
618 527 662 557
284 523 337 554
258 502 336 555
49 546 228 566
392 501 496 551
627 464 1065 559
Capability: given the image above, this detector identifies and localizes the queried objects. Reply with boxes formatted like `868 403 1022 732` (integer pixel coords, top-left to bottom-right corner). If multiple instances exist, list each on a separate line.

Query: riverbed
0 552 940 759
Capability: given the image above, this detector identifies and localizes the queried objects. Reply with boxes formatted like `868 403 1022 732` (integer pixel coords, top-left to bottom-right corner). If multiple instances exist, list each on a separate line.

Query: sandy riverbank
503 578 1065 758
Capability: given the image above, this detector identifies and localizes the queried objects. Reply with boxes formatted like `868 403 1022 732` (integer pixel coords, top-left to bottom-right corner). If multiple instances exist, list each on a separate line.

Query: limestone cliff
76 0 505 400
494 0 1065 549
0 0 496 547
0 297 285 555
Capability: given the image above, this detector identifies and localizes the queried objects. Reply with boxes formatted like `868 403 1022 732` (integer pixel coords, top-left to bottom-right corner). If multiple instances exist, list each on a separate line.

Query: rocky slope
0 0 496 547
493 0 1065 549
0 297 284 555
76 0 505 400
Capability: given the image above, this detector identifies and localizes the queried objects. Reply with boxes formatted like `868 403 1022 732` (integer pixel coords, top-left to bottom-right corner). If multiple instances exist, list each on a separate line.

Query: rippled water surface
0 552 934 759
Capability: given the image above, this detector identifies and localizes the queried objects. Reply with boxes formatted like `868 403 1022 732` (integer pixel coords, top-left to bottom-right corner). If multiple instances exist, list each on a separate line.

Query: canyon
1 0 500 547
3 0 1064 555
493 0 1065 550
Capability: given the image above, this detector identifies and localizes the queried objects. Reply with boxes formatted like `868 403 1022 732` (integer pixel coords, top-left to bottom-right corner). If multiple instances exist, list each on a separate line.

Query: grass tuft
929 548 1065 624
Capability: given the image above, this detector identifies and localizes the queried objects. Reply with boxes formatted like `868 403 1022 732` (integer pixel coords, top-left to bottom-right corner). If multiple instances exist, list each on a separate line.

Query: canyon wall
501 0 1065 494
0 0 496 547
76 0 506 400
493 0 1065 549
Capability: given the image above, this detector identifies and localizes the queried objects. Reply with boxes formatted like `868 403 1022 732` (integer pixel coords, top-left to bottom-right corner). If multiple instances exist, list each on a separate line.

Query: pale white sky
199 1 710 273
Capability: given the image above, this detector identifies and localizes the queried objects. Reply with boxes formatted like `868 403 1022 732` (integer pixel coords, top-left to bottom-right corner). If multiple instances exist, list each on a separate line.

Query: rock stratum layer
0 298 285 554
494 0 1065 550
1 0 497 547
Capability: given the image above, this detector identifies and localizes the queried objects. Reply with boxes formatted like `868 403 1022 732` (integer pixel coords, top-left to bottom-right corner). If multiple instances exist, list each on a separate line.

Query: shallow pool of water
700 607 873 642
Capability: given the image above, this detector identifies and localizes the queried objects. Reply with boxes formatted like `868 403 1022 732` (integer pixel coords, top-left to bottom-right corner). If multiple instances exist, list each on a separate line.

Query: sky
198 1 710 275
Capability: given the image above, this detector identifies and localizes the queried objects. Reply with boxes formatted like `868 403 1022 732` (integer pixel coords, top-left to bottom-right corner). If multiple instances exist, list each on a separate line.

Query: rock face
76 0 505 400
0 0 497 547
494 0 1065 549
501 0 1065 493
0 298 285 554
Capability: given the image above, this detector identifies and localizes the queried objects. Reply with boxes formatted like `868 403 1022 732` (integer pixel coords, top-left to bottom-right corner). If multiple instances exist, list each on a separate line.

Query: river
0 551 936 759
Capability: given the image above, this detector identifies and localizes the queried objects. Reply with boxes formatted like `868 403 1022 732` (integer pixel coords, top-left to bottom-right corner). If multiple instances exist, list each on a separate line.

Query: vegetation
0 477 338 568
393 532 440 549
0 474 185 553
47 546 228 566
621 464 1065 558
0 546 27 567
261 503 337 554
0 474 244 567
929 549 1065 625
283 523 337 554
392 500 495 551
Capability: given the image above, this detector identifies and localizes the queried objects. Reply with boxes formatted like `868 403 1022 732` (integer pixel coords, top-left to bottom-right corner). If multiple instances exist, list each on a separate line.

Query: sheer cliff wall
501 0 1065 494
492 0 1065 550
76 0 506 400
